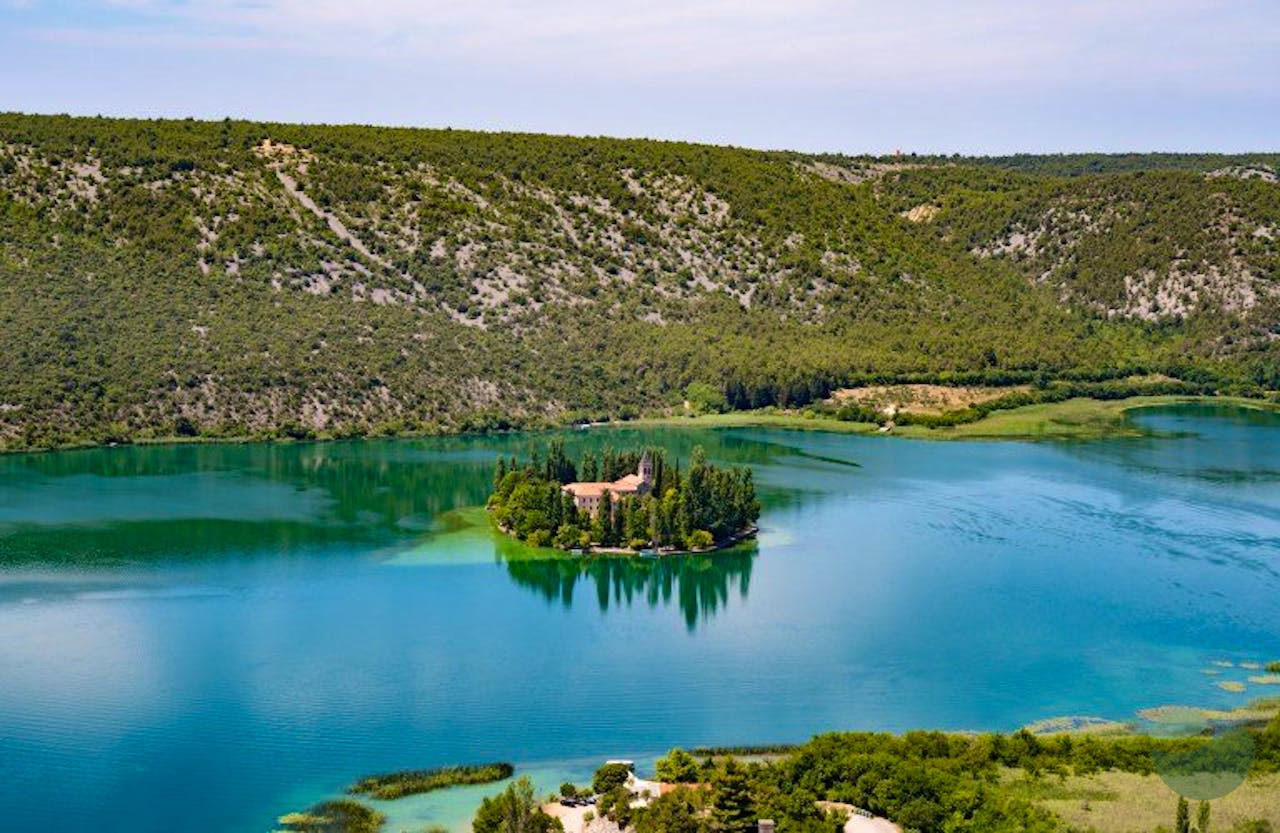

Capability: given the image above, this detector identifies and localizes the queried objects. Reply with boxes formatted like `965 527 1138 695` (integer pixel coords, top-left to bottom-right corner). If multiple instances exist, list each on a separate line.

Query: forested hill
1 112 1277 450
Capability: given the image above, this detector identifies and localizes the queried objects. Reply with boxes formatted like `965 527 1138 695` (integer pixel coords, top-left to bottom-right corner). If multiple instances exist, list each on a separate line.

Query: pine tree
1176 796 1190 833
710 759 754 833
1196 800 1210 833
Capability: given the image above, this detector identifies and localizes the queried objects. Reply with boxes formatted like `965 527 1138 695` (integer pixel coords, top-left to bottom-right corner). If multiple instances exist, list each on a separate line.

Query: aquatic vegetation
349 762 514 801
1022 716 1135 736
1138 701 1280 727
1219 681 1249 693
277 799 385 833
687 744 799 757
1249 675 1280 686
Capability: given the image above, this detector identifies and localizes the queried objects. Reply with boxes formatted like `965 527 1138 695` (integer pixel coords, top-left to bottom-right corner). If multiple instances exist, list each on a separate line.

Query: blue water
1 405 1278 831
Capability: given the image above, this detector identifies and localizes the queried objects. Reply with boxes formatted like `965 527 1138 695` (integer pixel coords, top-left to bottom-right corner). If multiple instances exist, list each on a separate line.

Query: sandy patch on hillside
899 204 939 222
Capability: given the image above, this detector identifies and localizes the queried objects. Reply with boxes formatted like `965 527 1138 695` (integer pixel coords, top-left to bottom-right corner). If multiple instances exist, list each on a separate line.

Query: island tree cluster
487 442 759 552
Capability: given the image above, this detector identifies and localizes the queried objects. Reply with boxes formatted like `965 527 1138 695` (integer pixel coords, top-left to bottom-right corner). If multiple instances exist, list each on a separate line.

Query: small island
488 442 759 553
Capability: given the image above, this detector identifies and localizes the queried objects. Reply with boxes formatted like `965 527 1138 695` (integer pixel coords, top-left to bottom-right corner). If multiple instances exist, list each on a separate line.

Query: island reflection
500 543 756 630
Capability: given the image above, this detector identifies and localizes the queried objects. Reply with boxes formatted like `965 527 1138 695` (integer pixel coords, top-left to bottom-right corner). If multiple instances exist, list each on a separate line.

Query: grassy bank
1009 770 1280 832
4 394 1276 458
634 395 1280 441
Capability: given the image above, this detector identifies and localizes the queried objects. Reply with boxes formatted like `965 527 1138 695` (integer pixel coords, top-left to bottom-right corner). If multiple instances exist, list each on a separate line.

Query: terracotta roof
562 481 614 498
612 474 644 491
563 474 645 498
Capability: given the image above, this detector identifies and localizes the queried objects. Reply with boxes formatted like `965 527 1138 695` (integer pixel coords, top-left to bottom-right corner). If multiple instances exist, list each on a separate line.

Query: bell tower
638 450 654 487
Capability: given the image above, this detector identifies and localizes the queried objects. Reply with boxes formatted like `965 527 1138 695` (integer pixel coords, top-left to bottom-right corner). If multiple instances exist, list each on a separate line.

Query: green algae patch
385 506 563 567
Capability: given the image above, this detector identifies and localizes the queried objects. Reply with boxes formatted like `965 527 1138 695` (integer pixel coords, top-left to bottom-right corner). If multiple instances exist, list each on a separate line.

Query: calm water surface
1 405 1278 832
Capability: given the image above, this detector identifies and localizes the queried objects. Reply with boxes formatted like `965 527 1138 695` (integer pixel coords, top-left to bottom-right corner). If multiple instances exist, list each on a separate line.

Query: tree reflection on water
501 543 756 630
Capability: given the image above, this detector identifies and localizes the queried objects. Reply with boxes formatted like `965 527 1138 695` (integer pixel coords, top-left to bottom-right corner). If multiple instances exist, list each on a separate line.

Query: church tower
638 450 654 490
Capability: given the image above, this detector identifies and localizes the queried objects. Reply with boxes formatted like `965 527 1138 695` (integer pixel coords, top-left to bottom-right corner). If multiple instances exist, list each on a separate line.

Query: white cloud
34 0 1278 93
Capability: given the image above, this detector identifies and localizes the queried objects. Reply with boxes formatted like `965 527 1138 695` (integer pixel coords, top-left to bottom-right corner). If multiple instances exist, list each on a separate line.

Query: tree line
578 714 1280 833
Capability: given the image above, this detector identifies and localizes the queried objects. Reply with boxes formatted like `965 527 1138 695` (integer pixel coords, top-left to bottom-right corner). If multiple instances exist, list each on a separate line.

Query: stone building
562 451 654 515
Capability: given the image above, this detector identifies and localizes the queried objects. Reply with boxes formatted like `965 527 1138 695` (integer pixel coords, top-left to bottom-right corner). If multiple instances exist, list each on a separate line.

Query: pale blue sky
1 0 1277 154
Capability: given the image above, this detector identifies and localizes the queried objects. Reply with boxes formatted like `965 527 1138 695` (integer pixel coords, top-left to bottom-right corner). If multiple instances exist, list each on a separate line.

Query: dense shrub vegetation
610 715 1280 833
488 442 759 550
473 777 563 833
1 113 1277 450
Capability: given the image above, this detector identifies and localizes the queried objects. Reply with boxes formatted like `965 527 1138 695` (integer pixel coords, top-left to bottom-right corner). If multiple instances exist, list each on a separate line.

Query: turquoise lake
1 405 1278 832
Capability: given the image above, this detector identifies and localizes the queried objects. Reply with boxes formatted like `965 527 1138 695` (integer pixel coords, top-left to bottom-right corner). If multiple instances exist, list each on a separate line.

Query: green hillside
0 113 1277 450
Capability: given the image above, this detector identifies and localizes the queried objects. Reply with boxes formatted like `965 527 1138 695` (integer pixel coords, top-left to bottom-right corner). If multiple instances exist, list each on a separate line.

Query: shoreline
514 524 759 559
630 395 1280 441
289 694 1280 833
3 394 1277 457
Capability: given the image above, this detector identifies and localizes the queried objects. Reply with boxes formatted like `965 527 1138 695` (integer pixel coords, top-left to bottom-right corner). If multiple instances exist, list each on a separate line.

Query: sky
1 0 1277 154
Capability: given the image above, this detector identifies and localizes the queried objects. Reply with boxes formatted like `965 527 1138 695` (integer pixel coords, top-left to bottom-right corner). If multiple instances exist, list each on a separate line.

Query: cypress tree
612 495 628 544
598 491 615 545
